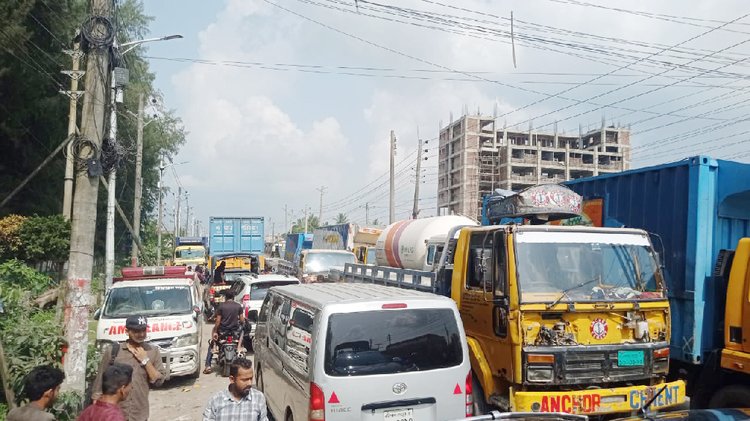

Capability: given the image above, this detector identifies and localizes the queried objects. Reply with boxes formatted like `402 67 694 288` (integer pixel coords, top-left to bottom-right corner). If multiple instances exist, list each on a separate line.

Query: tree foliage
291 215 320 234
18 215 70 262
0 215 27 259
335 213 348 224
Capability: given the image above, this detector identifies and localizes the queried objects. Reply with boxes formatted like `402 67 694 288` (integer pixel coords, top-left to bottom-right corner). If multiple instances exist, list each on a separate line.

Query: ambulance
94 266 204 379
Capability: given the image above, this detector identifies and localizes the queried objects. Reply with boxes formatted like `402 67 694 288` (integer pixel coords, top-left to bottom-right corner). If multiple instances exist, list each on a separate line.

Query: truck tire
472 373 488 416
709 385 750 408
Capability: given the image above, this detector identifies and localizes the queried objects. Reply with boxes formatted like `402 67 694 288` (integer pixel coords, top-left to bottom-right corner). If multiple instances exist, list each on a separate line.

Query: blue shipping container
209 217 265 256
284 233 313 263
564 156 750 365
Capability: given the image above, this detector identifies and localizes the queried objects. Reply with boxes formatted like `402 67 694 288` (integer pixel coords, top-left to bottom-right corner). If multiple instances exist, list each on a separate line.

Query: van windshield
175 248 204 259
103 285 193 318
324 309 462 376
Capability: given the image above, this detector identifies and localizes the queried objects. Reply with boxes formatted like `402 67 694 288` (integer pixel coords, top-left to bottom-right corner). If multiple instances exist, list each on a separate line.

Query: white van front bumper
149 339 201 378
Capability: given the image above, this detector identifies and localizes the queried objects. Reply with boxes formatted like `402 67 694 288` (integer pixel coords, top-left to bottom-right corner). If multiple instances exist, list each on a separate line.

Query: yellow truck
339 185 686 416
173 236 208 268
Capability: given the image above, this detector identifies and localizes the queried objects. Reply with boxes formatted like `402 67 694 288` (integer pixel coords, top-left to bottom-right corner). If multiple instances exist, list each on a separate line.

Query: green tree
335 213 348 224
18 215 71 262
291 215 320 234
0 214 27 259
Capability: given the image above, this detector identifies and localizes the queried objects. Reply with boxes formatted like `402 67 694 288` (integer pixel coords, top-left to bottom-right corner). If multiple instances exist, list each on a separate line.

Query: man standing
7 365 64 421
213 260 226 284
203 358 268 421
79 363 133 421
204 290 244 374
92 315 166 421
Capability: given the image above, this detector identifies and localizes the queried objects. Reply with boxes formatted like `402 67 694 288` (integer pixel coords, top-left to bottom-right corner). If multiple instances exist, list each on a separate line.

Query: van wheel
472 374 488 416
188 365 201 379
709 385 750 408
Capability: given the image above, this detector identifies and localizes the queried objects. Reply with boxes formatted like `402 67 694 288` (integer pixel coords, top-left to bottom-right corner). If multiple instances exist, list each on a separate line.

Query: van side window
426 245 436 266
466 232 493 290
284 302 313 374
270 297 291 349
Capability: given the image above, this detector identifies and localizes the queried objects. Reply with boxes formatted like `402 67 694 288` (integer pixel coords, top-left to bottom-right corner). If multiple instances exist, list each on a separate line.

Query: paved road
149 319 253 421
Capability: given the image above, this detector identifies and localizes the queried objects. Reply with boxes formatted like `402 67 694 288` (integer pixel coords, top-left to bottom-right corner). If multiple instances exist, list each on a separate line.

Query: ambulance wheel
472 373 488 416
709 385 750 408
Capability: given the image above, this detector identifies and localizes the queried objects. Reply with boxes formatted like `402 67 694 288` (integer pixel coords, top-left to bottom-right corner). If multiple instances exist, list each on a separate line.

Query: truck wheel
472 374 488 416
708 385 750 408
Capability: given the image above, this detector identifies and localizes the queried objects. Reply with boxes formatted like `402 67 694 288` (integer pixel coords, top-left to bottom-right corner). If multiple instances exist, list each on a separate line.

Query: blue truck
208 217 265 259
561 156 750 407
284 232 313 263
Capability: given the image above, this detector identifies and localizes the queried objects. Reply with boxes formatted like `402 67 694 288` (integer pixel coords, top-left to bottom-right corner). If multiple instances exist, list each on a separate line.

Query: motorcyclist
203 290 245 375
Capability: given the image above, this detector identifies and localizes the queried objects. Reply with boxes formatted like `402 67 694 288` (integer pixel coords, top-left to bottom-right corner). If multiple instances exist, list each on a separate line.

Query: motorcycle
217 329 242 377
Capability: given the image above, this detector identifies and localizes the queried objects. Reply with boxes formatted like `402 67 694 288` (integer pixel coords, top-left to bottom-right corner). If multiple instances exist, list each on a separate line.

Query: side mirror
93 308 101 320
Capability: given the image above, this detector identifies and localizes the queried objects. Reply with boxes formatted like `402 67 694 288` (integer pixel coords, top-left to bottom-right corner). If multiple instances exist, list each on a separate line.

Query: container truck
339 185 685 416
173 236 208 267
208 217 264 269
283 233 313 264
562 155 750 408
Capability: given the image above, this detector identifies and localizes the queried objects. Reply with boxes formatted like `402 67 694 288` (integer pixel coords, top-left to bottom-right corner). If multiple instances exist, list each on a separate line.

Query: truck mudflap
511 380 686 415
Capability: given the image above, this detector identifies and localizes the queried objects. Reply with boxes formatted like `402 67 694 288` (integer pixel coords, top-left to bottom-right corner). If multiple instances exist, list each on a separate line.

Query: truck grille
561 350 649 384
149 338 173 350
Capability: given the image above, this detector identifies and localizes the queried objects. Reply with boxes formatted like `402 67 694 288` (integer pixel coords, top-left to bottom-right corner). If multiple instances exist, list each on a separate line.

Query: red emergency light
119 266 190 281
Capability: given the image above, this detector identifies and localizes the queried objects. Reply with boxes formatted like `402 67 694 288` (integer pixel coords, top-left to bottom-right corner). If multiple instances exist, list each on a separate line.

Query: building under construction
437 115 631 220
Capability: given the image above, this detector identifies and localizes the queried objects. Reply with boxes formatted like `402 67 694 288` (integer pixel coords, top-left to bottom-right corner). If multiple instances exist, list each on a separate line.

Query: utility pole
104 69 121 291
61 36 84 220
316 186 326 222
284 205 288 235
174 187 182 239
157 157 165 264
389 130 396 224
184 192 190 236
304 206 309 234
365 202 369 225
130 93 144 266
63 0 113 394
412 138 424 219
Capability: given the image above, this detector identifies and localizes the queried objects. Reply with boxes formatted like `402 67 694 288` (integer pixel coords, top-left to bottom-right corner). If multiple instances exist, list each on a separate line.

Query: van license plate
384 408 413 421
618 350 644 366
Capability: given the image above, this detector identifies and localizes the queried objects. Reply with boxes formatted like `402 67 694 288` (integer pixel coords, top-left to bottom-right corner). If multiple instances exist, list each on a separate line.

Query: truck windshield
515 231 664 303
175 248 204 259
103 285 193 318
324 309 463 376
305 252 356 273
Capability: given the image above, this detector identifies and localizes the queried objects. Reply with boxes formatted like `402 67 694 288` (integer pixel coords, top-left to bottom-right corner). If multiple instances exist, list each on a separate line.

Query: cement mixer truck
337 184 686 417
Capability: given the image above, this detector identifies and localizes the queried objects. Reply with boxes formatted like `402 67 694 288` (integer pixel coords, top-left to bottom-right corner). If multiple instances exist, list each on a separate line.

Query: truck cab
173 236 208 267
451 225 685 415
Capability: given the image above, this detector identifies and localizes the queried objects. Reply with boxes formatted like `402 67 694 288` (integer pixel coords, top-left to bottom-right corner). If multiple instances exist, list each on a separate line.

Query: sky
139 0 750 236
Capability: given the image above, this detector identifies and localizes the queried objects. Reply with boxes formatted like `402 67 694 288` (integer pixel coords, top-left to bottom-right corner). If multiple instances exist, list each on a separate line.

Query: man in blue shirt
203 358 268 421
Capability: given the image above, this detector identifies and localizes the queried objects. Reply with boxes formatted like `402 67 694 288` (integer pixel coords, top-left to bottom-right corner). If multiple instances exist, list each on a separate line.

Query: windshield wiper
546 278 599 309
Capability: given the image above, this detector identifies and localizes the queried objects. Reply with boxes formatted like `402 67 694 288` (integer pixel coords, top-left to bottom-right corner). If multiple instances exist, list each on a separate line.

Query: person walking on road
92 315 166 421
204 290 245 374
7 365 64 421
78 363 133 421
203 358 268 421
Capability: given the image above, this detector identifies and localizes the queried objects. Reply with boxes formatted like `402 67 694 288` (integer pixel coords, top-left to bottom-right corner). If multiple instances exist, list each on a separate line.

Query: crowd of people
7 312 267 421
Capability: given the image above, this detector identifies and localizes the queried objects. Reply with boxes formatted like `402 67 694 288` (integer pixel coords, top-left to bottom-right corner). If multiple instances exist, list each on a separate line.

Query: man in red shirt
79 364 133 421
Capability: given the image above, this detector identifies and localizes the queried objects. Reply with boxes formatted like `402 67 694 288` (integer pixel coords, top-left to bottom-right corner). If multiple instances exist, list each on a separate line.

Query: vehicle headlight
173 333 199 348
527 366 554 382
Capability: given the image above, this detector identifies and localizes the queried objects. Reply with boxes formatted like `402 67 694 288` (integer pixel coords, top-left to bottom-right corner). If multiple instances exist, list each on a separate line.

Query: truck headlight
173 333 199 348
527 366 554 382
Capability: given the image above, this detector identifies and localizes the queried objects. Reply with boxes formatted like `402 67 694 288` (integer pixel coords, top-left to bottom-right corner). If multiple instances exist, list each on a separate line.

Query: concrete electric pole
389 130 396 224
316 186 326 222
104 69 121 291
304 206 309 234
130 93 144 266
63 0 113 394
157 157 165 264
412 138 423 219
175 187 182 239
61 36 84 220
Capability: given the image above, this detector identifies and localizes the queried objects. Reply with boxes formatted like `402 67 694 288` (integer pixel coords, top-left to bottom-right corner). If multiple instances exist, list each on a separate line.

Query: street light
105 34 182 289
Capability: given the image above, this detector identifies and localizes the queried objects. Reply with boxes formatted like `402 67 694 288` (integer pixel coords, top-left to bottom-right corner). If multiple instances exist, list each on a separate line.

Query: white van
253 283 473 421
95 266 203 379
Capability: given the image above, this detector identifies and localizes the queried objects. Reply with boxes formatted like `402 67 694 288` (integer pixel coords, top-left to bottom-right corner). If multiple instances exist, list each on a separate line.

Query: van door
278 301 315 420
257 293 285 414
265 294 292 409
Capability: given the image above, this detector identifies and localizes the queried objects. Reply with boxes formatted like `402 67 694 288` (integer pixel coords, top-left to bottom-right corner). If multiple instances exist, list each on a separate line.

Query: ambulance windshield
103 285 193 318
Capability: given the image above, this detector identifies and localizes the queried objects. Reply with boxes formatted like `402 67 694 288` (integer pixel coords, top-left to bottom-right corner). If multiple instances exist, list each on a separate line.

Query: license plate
383 408 413 421
214 296 225 303
618 350 644 366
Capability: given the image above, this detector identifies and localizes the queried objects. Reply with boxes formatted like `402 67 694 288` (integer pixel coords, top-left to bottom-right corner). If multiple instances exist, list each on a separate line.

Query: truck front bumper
511 380 686 415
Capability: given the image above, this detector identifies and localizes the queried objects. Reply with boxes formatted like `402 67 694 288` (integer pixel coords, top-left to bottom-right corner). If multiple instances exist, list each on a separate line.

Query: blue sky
138 0 750 236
